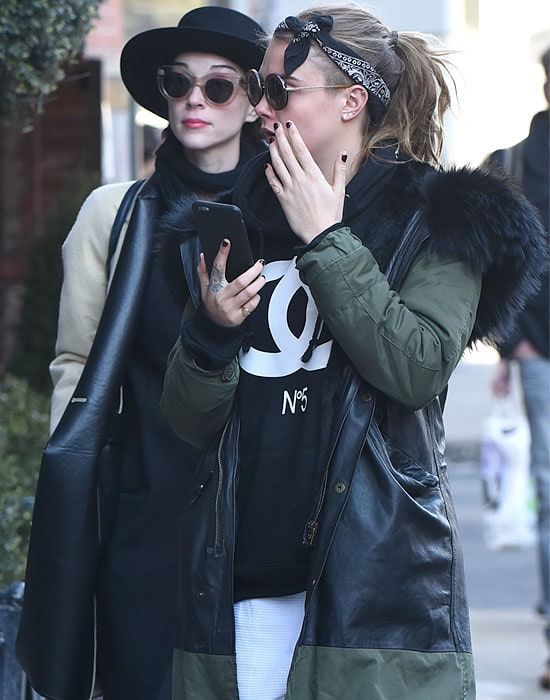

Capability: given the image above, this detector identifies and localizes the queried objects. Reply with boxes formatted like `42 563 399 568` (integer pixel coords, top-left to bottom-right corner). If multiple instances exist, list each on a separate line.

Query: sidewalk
471 608 548 699
449 464 548 700
445 350 549 699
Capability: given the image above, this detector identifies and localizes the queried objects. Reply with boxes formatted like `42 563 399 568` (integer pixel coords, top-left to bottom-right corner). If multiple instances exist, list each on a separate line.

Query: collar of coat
156 154 548 348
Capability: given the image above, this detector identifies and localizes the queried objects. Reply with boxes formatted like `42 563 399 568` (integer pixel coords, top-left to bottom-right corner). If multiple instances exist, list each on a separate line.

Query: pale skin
200 38 370 327
167 51 258 173
164 51 262 325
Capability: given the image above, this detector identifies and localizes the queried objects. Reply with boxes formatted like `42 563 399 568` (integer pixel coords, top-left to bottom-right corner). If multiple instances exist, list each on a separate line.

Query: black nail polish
285 121 292 128
268 137 274 144
274 122 280 130
341 154 348 163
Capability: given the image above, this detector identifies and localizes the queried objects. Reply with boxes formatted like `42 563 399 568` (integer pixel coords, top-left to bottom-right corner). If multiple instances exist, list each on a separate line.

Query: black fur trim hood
419 166 547 346
156 154 548 348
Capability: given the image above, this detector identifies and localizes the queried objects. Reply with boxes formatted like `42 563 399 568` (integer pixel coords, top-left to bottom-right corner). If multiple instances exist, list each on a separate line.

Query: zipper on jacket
304 396 356 548
305 464 330 547
211 418 231 554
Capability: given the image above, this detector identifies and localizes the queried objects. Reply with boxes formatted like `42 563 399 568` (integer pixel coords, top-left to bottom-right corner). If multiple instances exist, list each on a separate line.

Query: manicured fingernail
274 122 280 130
222 239 229 247
268 137 274 144
285 121 292 128
258 258 265 266
341 153 348 163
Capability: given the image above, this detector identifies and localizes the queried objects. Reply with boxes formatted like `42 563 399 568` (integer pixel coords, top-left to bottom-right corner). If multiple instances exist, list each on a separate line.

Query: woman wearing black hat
16 7 266 700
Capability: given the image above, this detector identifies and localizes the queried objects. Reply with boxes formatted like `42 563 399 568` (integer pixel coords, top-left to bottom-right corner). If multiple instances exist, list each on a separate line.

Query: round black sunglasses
246 69 351 111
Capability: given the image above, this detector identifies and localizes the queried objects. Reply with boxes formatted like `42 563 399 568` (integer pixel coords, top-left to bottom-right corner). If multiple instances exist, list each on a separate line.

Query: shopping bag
480 398 536 550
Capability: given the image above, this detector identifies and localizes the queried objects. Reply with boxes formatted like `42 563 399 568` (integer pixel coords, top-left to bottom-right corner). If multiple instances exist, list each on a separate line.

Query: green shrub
0 0 103 129
9 169 101 394
0 374 50 586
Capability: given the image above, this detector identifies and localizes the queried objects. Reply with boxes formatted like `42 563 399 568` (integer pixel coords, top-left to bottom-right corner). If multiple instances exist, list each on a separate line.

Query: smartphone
192 200 254 282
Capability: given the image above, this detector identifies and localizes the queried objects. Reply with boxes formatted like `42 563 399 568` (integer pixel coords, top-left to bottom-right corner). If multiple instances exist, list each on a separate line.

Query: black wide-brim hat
120 5 266 119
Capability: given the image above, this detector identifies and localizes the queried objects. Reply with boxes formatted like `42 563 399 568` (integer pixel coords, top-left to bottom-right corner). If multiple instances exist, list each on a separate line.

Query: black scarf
233 143 407 270
154 129 265 210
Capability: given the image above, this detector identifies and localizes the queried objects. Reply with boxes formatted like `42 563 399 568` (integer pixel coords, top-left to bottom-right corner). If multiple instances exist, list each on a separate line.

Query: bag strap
385 210 429 291
106 179 146 278
385 211 452 411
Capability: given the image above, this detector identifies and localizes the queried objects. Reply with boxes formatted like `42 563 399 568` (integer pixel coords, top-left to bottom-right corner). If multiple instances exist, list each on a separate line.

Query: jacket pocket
189 451 216 506
97 438 123 544
190 466 215 505
375 429 439 497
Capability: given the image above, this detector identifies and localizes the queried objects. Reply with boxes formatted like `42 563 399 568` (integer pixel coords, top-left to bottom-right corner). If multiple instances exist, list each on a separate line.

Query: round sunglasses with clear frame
246 69 351 111
157 65 246 106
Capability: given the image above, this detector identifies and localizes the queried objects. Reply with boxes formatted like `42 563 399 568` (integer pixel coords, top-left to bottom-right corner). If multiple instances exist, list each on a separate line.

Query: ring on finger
241 306 251 317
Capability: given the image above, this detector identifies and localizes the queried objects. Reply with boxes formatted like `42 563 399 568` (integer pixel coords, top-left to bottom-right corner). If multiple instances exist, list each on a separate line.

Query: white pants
234 592 306 700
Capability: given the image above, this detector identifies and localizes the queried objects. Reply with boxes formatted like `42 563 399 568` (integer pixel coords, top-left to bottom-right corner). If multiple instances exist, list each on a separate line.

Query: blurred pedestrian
485 45 550 691
16 7 266 700
159 5 547 699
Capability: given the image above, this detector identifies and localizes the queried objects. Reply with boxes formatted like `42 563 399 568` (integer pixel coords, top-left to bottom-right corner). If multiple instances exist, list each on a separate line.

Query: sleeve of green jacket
161 224 482 445
296 226 482 409
161 332 240 449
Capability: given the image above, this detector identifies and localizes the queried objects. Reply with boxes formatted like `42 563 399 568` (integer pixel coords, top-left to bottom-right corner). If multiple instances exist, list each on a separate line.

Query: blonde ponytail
297 4 455 166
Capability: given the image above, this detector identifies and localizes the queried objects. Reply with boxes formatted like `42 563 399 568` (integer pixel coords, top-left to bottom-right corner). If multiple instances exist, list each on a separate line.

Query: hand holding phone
192 200 254 282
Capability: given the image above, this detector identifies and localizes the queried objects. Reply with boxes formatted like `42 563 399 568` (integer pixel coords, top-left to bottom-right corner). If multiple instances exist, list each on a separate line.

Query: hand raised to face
264 121 348 244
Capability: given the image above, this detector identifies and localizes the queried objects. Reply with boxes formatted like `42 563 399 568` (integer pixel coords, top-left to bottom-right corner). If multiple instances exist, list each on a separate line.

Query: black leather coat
16 179 159 700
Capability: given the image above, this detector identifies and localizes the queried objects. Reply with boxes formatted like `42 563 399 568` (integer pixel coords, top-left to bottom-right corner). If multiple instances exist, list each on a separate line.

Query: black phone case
192 200 254 282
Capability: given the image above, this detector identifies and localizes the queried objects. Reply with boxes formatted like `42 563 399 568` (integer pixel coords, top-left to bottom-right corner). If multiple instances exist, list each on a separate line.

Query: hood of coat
157 155 547 347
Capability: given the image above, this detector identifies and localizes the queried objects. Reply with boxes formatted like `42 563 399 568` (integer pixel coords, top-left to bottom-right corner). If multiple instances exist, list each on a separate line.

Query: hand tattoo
208 263 225 292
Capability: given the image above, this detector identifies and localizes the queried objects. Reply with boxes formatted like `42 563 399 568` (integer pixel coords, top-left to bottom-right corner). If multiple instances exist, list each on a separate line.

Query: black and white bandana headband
275 15 391 124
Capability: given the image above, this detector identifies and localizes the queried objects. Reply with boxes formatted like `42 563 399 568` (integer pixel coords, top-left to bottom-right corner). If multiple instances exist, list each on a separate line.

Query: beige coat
49 181 137 431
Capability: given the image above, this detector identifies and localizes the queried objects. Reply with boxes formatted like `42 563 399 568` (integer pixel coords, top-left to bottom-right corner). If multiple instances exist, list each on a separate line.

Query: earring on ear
342 112 354 121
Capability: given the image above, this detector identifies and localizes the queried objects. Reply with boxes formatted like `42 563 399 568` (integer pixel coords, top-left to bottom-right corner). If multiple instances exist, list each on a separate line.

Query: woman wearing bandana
160 5 547 699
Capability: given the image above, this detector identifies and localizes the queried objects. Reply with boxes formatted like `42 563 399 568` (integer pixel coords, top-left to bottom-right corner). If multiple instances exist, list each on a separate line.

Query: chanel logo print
239 259 333 377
